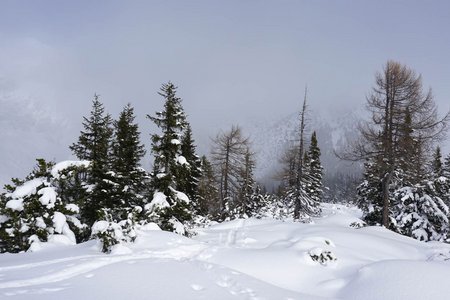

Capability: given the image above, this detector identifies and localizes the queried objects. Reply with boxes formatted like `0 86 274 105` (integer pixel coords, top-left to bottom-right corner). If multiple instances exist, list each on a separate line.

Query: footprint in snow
191 284 204 291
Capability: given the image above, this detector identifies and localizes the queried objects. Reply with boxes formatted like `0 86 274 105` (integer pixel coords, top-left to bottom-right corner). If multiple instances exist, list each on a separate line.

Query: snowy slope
1 204 450 299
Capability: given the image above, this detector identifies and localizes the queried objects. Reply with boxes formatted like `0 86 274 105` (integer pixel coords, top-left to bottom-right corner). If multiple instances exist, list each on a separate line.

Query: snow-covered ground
1 204 450 300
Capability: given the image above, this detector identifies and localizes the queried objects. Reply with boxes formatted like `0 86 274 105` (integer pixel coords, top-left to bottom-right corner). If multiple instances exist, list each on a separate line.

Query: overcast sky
1 0 450 183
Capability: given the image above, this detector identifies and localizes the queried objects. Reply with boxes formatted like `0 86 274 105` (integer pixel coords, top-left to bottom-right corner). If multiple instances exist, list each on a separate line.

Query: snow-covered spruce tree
432 146 444 178
0 159 83 253
307 131 323 204
357 156 385 225
109 103 147 220
286 88 321 221
146 82 193 235
52 161 91 242
431 149 450 210
393 181 449 242
444 153 450 178
177 124 202 213
70 95 114 226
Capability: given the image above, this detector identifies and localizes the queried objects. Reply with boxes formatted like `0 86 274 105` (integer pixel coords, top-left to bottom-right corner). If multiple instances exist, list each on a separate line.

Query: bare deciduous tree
340 61 450 227
211 125 249 216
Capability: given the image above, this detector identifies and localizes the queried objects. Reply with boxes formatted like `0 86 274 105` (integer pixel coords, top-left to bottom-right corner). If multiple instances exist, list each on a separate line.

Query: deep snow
1 204 450 299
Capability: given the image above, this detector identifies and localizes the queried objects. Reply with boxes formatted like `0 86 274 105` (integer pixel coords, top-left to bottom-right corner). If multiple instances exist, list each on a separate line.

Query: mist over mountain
0 91 73 187
248 109 363 190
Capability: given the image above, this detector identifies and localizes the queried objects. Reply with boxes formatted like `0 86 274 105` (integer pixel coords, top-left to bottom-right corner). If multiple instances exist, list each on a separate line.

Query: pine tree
178 124 202 208
285 88 321 220
70 95 113 226
110 104 147 220
432 146 444 177
0 159 83 253
237 147 256 218
146 82 192 234
307 131 323 203
357 157 384 225
444 154 450 178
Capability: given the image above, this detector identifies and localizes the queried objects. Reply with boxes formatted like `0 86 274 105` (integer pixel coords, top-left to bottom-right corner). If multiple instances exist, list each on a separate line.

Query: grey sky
1 0 450 184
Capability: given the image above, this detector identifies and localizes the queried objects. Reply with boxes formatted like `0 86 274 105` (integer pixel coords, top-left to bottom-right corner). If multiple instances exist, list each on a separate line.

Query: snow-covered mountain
248 109 363 189
1 203 449 299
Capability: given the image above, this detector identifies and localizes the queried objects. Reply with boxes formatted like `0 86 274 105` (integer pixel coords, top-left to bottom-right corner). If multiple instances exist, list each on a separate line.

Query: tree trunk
294 87 307 220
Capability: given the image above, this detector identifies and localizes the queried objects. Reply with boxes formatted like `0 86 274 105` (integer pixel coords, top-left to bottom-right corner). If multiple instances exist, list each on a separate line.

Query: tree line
0 82 324 253
4 60 446 253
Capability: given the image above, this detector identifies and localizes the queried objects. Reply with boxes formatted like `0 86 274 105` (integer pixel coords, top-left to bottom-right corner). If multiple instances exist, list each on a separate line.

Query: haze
1 0 450 185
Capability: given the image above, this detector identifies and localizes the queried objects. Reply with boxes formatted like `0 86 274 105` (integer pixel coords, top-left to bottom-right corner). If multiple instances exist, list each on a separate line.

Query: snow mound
1 203 450 300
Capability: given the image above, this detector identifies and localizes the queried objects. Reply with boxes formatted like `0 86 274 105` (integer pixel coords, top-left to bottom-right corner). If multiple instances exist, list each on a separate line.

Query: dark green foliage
147 82 187 195
91 209 137 253
307 132 323 203
357 158 385 225
393 180 449 241
444 154 450 178
109 104 147 219
0 159 84 253
432 146 444 177
235 148 257 218
146 82 194 234
70 95 113 226
177 124 202 209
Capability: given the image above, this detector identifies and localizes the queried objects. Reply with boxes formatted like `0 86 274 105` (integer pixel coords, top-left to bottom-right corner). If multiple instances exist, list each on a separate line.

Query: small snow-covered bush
350 220 366 229
143 190 193 236
91 210 137 253
309 248 337 265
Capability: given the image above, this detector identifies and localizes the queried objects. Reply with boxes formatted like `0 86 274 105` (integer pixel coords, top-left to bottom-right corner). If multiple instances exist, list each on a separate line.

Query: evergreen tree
432 146 444 177
444 153 450 178
282 89 321 220
146 82 192 234
110 104 147 220
236 147 256 218
393 181 449 242
70 95 113 226
178 124 202 209
357 157 384 225
0 159 84 253
307 131 323 203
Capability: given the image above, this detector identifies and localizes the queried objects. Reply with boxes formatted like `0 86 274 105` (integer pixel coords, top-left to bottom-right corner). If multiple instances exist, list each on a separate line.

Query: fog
1 0 450 185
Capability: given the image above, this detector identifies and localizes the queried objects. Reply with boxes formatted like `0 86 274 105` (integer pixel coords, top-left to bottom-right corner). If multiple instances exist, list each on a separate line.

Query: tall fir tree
432 146 444 177
70 95 113 226
307 131 323 203
146 82 193 234
110 104 147 220
178 124 202 209
237 147 256 218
